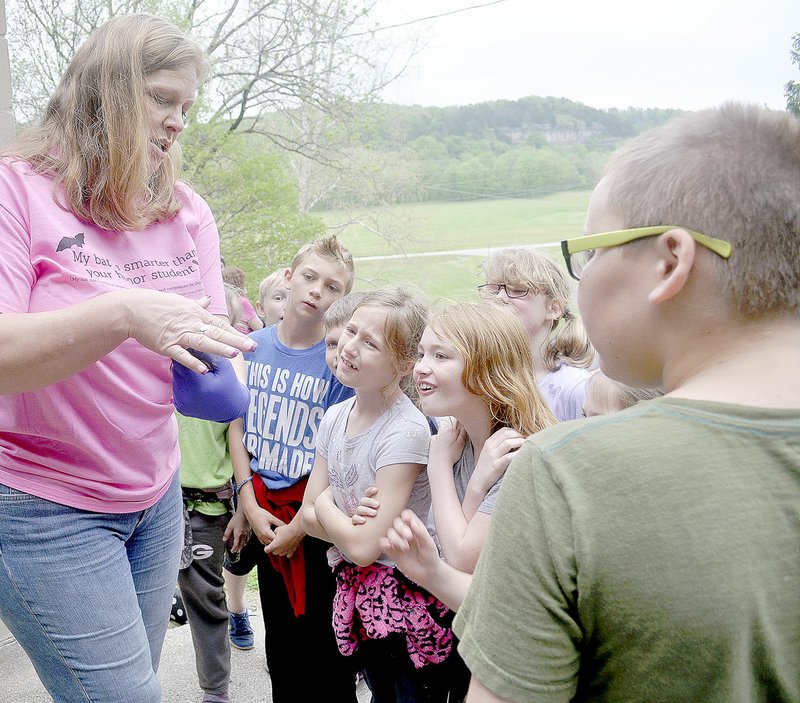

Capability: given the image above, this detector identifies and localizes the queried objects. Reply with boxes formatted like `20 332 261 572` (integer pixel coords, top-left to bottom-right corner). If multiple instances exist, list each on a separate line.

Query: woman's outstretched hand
121 290 256 374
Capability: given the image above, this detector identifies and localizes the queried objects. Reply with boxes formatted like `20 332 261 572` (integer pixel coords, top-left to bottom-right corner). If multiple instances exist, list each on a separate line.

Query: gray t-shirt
317 394 432 567
452 439 502 515
455 397 800 702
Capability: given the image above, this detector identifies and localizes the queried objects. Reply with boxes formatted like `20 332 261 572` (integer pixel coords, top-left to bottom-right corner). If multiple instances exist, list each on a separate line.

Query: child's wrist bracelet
236 475 254 494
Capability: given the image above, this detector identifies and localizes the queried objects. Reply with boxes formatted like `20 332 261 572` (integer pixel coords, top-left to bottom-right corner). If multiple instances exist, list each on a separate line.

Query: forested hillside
187 94 683 278
306 97 683 209
214 94 682 278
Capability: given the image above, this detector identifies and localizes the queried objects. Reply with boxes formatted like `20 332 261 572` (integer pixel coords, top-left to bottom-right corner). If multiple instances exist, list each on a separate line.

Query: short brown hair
291 234 354 293
323 292 367 331
222 265 246 293
604 103 800 317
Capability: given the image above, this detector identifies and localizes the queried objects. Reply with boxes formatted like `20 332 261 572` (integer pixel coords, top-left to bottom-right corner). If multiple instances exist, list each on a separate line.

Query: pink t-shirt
236 295 258 334
0 159 227 513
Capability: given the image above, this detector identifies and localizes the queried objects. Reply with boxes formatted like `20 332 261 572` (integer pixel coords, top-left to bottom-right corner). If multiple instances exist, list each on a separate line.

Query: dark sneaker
228 609 254 650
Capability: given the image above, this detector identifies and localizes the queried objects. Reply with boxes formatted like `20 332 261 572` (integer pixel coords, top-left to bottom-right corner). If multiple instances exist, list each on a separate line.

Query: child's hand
223 504 251 554
470 427 526 494
428 417 467 472
264 520 304 559
379 510 442 590
244 503 285 547
352 486 380 526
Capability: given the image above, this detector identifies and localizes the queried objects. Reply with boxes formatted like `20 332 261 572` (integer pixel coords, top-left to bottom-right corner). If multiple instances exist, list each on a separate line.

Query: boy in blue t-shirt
229 234 357 703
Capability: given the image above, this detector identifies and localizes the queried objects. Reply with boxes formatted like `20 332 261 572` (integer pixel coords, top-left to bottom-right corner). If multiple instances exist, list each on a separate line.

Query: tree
180 123 324 277
786 33 800 117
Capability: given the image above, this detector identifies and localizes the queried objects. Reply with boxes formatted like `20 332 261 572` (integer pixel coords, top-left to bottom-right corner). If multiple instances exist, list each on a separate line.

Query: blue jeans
0 475 183 703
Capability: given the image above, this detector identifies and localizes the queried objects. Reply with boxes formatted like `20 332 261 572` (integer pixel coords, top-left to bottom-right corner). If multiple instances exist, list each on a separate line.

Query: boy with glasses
453 104 800 702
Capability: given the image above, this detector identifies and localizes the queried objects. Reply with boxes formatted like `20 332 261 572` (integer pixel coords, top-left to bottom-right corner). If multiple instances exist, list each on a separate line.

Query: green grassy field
318 190 591 300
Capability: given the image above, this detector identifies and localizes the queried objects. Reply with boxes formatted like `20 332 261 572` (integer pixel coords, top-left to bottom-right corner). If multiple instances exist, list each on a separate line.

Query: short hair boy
322 291 367 373
255 268 289 326
229 234 359 702
453 104 800 701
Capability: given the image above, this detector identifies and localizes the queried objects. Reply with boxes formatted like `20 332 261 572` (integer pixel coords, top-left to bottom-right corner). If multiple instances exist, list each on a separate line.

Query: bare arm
0 289 254 395
466 676 514 703
461 428 525 520
222 421 252 554
315 463 422 567
264 512 305 559
427 422 491 573
230 353 247 383
247 315 264 331
298 454 333 542
228 417 285 546
429 474 492 575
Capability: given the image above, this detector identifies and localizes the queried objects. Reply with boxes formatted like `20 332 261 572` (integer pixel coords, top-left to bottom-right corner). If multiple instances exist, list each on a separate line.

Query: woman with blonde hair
481 247 595 420
0 14 254 703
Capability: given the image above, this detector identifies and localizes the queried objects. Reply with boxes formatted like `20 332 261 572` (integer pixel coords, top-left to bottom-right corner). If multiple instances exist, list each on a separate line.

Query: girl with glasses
481 248 596 421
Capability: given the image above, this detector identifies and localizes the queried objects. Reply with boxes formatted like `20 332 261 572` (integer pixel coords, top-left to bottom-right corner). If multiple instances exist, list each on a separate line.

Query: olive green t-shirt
454 397 800 703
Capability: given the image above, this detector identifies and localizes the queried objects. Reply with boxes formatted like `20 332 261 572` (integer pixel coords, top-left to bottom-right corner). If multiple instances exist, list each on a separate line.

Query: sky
371 0 800 111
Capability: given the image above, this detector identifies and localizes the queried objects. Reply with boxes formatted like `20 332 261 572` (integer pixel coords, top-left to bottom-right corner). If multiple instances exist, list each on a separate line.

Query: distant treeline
313 96 683 209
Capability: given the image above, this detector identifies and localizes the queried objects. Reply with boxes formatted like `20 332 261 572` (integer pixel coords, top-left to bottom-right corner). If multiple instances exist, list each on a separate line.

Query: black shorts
223 532 263 575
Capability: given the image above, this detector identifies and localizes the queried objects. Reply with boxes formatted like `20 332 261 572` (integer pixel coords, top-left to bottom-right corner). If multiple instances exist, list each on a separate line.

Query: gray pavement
2 611 369 702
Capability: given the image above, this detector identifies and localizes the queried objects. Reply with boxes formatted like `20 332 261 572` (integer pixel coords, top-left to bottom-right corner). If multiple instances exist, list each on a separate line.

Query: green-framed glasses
560 226 733 281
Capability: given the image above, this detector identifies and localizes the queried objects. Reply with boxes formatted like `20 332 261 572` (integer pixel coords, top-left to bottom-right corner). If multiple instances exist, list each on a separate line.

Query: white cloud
373 0 800 110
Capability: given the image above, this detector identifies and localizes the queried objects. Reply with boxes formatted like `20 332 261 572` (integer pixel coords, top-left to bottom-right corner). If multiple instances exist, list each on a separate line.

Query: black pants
256 535 359 703
177 510 231 696
360 633 454 703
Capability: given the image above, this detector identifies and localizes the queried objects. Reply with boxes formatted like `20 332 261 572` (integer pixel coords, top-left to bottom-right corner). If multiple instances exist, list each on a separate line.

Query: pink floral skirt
333 562 453 669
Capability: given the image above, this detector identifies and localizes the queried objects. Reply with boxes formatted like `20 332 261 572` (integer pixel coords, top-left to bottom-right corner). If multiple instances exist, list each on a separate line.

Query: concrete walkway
2 611 370 702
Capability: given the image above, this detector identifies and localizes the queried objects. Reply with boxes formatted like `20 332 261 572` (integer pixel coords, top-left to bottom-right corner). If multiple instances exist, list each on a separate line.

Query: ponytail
542 308 596 371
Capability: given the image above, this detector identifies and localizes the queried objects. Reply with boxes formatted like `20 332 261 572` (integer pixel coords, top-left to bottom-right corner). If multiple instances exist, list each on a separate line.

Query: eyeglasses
477 283 530 299
560 226 733 281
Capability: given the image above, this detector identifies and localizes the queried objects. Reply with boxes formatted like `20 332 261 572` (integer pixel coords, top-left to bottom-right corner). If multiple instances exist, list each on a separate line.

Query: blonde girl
300 287 457 702
414 302 556 574
481 248 595 421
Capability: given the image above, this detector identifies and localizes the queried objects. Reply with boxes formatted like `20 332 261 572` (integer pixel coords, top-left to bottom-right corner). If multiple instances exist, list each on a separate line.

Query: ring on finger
196 326 209 335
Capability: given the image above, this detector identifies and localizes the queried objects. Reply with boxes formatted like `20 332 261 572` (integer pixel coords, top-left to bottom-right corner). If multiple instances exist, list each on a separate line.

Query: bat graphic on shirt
56 233 85 252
